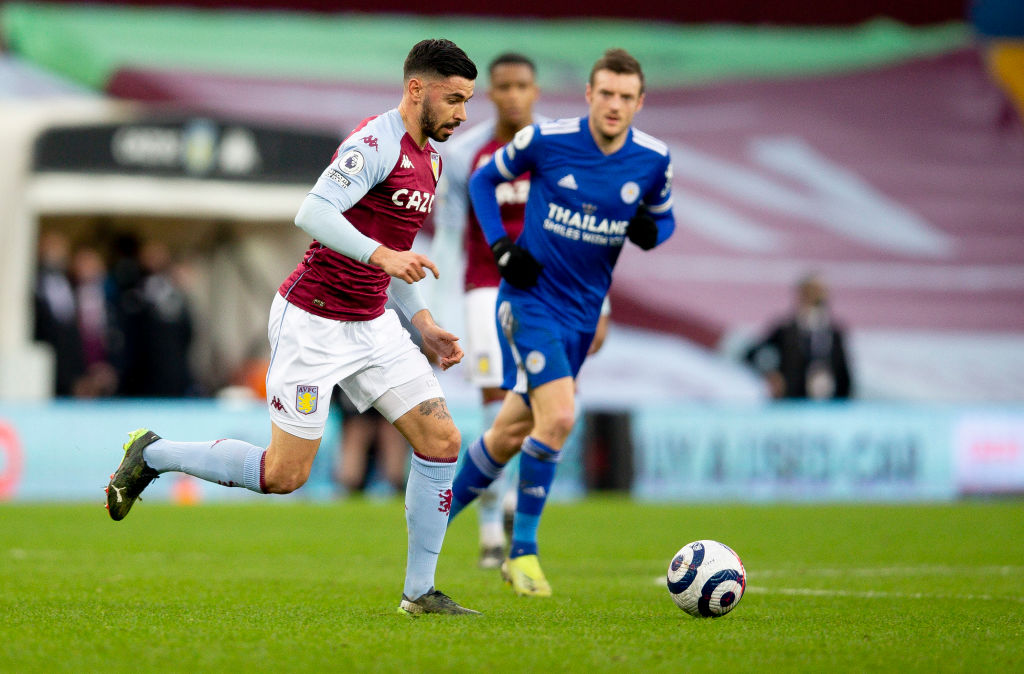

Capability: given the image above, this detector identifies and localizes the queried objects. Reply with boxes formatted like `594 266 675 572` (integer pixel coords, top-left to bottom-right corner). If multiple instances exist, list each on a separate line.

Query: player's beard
421 100 458 142
595 115 627 145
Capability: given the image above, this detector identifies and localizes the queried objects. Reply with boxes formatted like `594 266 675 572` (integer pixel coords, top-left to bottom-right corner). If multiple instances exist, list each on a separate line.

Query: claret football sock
450 436 506 522
143 438 266 493
403 452 458 600
510 436 561 559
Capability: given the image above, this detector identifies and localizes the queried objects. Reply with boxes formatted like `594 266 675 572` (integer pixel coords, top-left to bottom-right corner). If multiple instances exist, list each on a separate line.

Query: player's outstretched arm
294 193 382 263
468 155 518 245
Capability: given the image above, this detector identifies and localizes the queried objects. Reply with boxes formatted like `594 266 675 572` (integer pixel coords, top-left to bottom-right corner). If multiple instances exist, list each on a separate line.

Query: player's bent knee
432 423 461 459
262 466 310 494
490 414 532 450
487 426 529 461
543 409 576 444
509 427 532 451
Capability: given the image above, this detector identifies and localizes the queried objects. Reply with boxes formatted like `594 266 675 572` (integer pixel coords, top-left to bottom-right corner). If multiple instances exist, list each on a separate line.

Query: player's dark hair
589 48 645 95
404 39 478 82
488 52 536 78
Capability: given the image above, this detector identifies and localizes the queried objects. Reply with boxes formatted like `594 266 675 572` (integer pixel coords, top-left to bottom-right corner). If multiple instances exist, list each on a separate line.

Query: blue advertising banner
3 400 1021 503
631 403 958 502
0 400 279 502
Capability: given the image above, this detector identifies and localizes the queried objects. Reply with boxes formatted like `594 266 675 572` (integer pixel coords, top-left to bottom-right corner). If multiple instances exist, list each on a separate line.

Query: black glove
491 236 542 289
626 207 659 250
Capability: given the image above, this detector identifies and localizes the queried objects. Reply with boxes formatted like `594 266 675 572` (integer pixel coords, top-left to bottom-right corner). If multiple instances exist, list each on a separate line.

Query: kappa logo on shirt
557 174 578 190
401 154 414 169
361 135 379 151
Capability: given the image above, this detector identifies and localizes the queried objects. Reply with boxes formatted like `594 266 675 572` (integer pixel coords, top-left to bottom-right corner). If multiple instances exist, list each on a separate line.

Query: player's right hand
370 247 439 283
490 236 542 289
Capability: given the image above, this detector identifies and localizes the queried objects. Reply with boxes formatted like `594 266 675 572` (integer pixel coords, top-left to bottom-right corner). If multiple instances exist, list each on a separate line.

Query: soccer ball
667 540 746 617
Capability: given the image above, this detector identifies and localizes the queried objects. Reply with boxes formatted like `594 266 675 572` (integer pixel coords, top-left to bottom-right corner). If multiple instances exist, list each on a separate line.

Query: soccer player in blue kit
447 48 675 596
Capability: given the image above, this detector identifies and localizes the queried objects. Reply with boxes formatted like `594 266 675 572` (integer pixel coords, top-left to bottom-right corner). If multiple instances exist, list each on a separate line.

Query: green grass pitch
2 497 1022 672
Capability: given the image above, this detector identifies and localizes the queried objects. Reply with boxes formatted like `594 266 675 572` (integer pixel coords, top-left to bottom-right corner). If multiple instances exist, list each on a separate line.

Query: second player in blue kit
448 48 676 596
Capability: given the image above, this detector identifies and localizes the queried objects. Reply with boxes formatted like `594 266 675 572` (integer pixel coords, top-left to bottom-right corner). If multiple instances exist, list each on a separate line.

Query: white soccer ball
667 539 746 617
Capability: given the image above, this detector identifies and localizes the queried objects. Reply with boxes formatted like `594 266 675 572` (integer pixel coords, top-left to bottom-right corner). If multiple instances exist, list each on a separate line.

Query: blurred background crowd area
1 0 1023 407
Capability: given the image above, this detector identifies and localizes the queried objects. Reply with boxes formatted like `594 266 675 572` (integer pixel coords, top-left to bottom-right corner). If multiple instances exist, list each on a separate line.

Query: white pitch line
747 586 1024 603
753 565 1024 578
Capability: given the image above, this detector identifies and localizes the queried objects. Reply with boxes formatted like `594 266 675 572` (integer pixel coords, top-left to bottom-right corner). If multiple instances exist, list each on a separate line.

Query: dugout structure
0 101 341 400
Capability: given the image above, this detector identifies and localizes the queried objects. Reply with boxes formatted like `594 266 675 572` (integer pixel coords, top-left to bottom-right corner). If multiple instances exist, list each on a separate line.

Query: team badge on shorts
525 350 546 375
296 385 319 415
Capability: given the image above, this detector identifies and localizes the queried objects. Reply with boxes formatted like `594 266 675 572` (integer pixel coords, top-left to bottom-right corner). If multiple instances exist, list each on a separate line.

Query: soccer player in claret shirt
447 48 675 597
104 39 482 616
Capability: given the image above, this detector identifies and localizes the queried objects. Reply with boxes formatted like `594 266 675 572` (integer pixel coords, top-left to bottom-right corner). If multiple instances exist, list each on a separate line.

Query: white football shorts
463 286 503 389
265 293 441 439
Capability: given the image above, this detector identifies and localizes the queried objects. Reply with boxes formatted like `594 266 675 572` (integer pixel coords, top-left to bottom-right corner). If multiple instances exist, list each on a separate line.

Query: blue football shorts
496 294 595 393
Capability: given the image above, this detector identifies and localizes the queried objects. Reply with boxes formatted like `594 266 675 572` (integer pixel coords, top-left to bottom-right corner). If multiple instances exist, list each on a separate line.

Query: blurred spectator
69 245 119 397
744 272 853 400
33 231 85 396
118 240 197 397
109 233 144 297
332 387 407 496
233 356 270 400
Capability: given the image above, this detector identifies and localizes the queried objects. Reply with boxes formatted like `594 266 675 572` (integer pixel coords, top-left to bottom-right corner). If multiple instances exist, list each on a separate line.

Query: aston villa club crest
296 385 319 415
430 152 441 182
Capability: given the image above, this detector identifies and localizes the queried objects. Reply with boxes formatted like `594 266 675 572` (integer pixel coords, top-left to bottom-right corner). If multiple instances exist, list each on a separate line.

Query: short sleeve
491 123 541 182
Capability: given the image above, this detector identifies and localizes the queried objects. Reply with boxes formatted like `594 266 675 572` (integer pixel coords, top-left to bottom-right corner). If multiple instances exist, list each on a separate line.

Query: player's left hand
419 324 464 371
626 207 659 250
491 236 542 289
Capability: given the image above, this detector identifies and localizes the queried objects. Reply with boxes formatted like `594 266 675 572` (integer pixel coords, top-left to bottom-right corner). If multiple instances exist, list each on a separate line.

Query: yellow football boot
501 554 552 597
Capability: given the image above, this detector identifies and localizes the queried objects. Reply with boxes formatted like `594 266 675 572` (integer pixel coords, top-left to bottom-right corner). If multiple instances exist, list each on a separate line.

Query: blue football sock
475 402 506 545
403 453 457 600
450 436 505 523
510 436 561 558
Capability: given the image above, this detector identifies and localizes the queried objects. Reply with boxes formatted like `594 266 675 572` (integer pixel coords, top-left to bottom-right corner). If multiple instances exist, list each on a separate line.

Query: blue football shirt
469 115 675 331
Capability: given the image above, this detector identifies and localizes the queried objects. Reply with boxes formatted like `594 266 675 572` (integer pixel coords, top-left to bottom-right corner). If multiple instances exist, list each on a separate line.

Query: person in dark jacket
744 272 853 400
